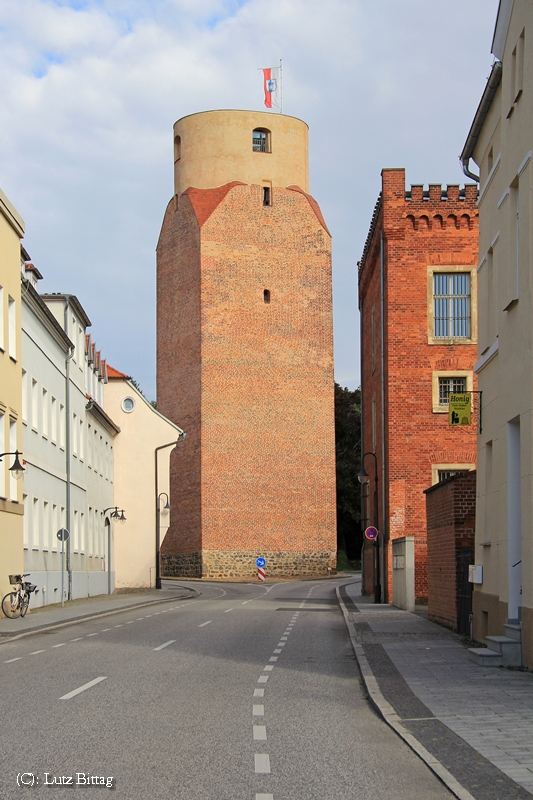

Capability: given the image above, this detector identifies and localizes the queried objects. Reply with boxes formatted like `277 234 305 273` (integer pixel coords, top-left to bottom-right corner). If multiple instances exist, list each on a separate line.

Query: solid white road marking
153 640 176 651
52 643 66 648
254 689 264 697
253 725 267 740
254 754 271 774
253 705 264 716
60 676 107 700
4 657 22 663
263 665 274 671
199 621 212 627
30 650 45 655
258 675 268 683
269 657 278 662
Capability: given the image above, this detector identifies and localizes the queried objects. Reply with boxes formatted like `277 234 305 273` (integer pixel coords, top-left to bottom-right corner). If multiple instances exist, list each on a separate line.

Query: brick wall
157 183 337 578
425 470 476 630
359 168 478 602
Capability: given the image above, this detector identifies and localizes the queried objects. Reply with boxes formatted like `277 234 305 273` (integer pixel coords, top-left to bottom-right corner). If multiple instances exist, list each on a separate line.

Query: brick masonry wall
157 183 337 578
425 470 476 630
359 169 478 602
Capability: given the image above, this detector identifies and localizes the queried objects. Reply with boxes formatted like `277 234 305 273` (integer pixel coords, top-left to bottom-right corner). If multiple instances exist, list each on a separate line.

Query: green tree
334 383 362 560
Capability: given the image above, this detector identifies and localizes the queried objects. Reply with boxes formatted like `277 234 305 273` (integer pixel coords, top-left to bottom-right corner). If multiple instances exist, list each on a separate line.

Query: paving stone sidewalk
341 578 533 800
0 580 196 640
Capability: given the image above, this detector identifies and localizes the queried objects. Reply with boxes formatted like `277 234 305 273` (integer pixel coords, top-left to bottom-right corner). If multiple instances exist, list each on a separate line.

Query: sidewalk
0 582 197 642
339 578 533 800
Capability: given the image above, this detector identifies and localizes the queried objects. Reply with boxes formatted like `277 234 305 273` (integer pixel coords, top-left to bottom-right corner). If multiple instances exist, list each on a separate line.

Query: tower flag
262 61 283 112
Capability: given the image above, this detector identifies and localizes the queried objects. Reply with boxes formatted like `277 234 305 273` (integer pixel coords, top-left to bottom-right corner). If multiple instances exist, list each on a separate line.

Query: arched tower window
252 128 271 153
174 135 181 161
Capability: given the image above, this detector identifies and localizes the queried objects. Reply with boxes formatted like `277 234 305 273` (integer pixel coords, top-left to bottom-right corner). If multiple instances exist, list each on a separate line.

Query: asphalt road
0 577 452 799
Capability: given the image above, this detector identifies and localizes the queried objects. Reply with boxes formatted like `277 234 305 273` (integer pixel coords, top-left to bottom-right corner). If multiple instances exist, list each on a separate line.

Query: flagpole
280 58 283 114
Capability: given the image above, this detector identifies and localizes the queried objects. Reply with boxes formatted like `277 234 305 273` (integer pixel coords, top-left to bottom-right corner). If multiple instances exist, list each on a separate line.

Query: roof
41 293 92 329
184 182 245 227
492 0 514 60
107 364 130 380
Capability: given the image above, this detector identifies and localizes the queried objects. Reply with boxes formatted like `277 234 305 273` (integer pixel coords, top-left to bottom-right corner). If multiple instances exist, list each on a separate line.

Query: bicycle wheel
20 595 30 618
1 592 22 619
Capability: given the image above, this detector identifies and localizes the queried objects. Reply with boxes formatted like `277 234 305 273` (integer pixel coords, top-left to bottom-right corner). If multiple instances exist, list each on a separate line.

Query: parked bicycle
2 574 38 619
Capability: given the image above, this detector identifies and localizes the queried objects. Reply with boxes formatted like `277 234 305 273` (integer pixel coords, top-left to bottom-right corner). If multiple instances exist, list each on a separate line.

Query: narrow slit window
263 186 271 206
264 289 270 304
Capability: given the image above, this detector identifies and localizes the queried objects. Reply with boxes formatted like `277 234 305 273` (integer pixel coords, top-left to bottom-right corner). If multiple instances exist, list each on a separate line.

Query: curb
0 588 200 645
336 583 476 800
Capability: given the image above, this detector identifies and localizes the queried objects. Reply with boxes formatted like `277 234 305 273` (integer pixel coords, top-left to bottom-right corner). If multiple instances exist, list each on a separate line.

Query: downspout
359 288 365 588
380 231 387 603
64 298 74 601
155 432 185 588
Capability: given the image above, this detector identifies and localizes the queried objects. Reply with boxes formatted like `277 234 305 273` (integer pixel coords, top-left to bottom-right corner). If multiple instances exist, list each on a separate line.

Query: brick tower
157 110 336 579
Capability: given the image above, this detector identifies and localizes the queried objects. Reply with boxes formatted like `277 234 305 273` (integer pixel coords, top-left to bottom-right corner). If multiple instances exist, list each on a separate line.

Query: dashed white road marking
4 657 22 663
258 675 268 683
253 725 267 740
199 620 212 627
114 625 123 628
126 621 134 624
224 608 234 613
145 615 153 618
254 688 264 697
253 705 264 716
254 754 271 774
30 650 45 655
70 638 83 642
136 618 144 621
52 643 66 648
256 794 274 800
280 637 287 641
101 628 111 631
269 657 278 662
60 676 107 700
276 645 284 649
86 632 99 637
263 665 274 671
153 640 176 651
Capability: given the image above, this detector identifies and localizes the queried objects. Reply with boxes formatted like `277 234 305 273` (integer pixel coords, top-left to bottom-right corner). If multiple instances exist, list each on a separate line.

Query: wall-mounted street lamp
0 451 25 480
358 451 381 604
155 431 186 590
102 506 127 594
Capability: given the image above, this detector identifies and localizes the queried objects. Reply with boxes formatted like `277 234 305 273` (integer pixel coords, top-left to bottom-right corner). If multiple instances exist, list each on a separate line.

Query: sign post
57 528 70 607
256 557 266 581
449 393 472 426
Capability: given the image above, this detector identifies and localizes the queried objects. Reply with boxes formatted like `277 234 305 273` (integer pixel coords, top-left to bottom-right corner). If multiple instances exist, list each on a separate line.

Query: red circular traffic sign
365 526 379 541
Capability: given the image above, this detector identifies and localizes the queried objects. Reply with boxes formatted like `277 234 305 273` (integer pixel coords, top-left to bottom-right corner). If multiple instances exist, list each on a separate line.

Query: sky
0 0 500 401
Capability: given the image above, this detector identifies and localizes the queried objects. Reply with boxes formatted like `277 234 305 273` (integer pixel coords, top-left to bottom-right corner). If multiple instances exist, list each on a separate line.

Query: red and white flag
262 67 281 109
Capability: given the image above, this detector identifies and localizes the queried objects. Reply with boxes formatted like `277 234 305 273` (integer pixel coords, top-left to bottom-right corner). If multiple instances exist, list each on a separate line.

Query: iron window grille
253 130 268 152
438 469 469 482
438 376 467 405
433 273 471 338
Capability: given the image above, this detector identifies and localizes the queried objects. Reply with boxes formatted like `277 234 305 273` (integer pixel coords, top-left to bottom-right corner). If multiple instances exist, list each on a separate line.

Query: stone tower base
162 550 337 580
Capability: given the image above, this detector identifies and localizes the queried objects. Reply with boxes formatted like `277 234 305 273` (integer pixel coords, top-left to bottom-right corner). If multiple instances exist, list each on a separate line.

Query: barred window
438 469 469 482
253 128 270 153
434 273 471 338
438 376 467 405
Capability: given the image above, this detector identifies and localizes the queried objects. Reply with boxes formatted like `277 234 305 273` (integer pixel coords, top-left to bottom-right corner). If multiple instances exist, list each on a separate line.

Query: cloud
0 0 499 397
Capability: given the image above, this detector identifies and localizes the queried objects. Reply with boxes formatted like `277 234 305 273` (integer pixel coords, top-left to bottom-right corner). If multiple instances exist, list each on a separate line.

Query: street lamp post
102 506 126 594
358 452 381 603
0 451 25 480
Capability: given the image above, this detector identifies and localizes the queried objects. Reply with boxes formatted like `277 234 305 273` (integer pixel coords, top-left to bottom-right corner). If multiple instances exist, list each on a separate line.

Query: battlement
405 184 478 203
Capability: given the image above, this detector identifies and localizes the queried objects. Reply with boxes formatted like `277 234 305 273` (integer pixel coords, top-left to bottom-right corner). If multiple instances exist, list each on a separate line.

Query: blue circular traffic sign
256 557 266 568
365 526 379 541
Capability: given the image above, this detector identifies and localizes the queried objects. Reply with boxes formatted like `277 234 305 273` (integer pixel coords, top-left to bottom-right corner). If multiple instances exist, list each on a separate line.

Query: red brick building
425 470 476 634
358 168 478 602
156 110 336 579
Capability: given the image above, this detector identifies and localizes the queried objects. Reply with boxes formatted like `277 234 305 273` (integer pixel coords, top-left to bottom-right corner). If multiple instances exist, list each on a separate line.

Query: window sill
428 337 476 346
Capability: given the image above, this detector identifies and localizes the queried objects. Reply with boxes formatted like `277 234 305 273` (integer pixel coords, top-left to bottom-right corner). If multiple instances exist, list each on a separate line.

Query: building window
253 128 271 153
264 289 271 304
438 377 467 406
122 397 135 413
263 186 271 206
433 272 471 338
8 295 16 360
0 285 4 351
174 135 181 161
438 469 470 482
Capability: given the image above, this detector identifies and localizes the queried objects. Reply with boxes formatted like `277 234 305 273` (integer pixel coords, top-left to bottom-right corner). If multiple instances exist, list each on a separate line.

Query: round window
121 396 136 413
